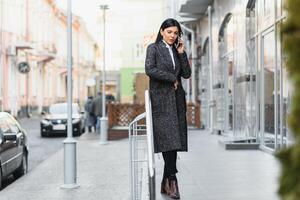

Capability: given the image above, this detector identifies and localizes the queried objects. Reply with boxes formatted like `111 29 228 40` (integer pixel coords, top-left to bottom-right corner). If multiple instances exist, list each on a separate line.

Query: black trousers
162 150 178 178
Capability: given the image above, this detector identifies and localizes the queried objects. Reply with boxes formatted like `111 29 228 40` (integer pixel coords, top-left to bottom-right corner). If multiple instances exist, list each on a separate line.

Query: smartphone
175 37 181 49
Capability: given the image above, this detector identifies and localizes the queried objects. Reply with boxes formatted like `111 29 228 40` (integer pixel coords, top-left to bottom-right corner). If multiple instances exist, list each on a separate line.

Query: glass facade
196 0 290 152
262 29 276 149
200 39 210 129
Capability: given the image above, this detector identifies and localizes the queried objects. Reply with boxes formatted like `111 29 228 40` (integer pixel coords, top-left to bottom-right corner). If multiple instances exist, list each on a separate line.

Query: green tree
277 0 300 199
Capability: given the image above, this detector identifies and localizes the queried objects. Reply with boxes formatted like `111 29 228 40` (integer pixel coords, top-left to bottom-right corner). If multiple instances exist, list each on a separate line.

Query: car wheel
41 131 46 137
13 152 28 178
41 126 47 137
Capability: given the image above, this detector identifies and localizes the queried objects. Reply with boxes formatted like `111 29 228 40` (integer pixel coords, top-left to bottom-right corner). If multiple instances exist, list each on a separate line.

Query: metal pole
171 0 175 18
274 0 278 150
191 32 195 103
208 6 214 134
77 31 80 105
99 4 108 144
61 0 79 189
181 25 195 103
25 0 31 117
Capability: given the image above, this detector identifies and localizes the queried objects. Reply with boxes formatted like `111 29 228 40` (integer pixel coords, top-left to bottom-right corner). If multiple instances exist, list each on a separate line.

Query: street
1 116 79 190
18 116 67 171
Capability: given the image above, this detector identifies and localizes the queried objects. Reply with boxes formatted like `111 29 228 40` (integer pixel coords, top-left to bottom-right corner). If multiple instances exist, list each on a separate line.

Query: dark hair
155 18 183 46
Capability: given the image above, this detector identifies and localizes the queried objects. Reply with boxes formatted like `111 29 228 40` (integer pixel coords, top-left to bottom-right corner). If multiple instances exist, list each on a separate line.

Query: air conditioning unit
6 45 17 56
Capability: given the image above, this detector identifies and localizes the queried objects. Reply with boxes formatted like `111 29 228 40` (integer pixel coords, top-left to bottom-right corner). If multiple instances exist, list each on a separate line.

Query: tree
277 0 300 199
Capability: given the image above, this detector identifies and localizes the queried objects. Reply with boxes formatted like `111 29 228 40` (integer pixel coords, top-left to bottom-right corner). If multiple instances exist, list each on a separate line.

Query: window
263 0 275 24
134 43 144 60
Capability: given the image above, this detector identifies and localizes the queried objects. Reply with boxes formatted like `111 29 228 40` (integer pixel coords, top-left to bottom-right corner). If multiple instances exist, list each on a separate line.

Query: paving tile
155 130 280 200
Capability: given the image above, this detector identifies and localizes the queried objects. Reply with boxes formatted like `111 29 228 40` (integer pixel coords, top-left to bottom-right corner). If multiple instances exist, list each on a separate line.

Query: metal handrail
129 90 156 200
145 90 155 199
129 113 146 128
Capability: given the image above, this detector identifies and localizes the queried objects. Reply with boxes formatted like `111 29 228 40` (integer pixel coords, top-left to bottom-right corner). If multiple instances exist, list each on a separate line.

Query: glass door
278 22 293 147
219 52 235 136
280 57 292 147
261 29 276 150
200 41 210 129
225 53 234 134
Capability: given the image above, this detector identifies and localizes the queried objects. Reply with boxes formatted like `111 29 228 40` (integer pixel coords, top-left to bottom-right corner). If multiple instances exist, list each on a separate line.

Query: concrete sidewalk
156 131 280 200
0 130 280 200
0 133 131 200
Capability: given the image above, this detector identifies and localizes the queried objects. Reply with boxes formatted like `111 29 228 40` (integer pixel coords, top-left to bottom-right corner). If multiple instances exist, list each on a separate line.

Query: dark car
0 112 29 189
106 94 115 103
40 103 84 137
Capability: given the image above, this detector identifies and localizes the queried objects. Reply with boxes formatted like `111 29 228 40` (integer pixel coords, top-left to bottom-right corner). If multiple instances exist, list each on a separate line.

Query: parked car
40 103 84 137
106 94 115 103
0 112 29 189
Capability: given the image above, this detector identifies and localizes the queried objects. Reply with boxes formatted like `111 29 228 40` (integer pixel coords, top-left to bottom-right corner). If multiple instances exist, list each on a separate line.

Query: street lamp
61 0 79 189
99 4 109 144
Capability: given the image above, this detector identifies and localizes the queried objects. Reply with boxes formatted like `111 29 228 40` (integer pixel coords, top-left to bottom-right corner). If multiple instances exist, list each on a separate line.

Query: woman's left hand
177 37 184 54
174 80 179 90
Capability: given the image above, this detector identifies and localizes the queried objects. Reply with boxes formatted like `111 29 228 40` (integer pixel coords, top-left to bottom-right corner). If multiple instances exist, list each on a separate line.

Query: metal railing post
128 90 156 200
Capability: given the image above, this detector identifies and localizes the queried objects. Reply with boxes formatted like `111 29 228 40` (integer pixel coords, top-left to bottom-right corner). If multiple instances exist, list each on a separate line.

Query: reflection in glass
263 31 275 149
263 0 275 24
279 21 292 146
217 14 236 135
227 58 234 131
200 40 210 129
244 1 257 139
277 0 282 18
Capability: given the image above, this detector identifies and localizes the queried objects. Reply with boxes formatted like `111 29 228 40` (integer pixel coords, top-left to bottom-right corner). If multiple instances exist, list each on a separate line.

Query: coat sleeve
145 44 177 83
178 51 191 79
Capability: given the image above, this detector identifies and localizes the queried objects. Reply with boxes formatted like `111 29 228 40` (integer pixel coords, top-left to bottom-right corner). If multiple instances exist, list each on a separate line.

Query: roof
179 0 213 20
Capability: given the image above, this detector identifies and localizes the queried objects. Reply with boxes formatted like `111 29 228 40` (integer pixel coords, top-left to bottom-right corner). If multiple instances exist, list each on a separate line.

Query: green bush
277 0 300 199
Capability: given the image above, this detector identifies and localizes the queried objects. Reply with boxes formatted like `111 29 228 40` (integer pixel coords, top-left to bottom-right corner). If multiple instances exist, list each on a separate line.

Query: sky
56 0 169 70
56 0 124 70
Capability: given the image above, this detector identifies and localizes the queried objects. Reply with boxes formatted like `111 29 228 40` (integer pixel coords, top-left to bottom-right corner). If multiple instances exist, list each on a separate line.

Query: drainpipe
171 0 177 18
0 0 4 111
25 0 31 117
208 6 214 133
172 0 195 103
181 25 196 104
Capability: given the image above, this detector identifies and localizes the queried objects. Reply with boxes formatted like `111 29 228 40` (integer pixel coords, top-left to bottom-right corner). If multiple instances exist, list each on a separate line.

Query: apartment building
0 0 98 117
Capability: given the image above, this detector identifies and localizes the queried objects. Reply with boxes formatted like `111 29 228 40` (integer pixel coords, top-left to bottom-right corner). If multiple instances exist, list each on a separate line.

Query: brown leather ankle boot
161 177 170 195
168 179 180 199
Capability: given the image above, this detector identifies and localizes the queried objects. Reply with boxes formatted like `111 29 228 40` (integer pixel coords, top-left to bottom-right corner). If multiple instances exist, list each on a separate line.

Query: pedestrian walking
84 96 97 132
145 18 191 199
92 92 102 133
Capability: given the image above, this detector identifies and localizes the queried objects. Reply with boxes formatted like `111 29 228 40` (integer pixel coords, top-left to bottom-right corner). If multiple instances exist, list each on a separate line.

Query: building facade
177 0 291 153
0 0 98 117
95 0 169 103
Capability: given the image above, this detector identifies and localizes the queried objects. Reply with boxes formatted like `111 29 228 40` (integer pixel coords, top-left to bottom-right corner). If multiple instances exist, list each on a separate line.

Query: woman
145 18 191 199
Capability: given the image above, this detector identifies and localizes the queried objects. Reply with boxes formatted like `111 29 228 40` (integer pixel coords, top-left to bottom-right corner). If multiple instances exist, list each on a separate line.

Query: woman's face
160 26 178 46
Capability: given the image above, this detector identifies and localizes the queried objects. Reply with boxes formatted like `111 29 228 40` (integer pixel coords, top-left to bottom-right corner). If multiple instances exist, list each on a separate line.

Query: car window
6 117 20 133
0 117 12 133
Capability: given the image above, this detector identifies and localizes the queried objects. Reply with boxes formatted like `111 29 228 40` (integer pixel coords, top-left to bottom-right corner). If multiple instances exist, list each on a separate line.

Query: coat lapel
173 48 181 77
158 40 175 72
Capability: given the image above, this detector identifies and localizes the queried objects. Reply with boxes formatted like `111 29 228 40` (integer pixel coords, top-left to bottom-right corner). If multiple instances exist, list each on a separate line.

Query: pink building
0 0 98 117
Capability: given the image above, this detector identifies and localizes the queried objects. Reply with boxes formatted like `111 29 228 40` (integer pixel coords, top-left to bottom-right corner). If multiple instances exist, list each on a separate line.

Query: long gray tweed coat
145 40 191 153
